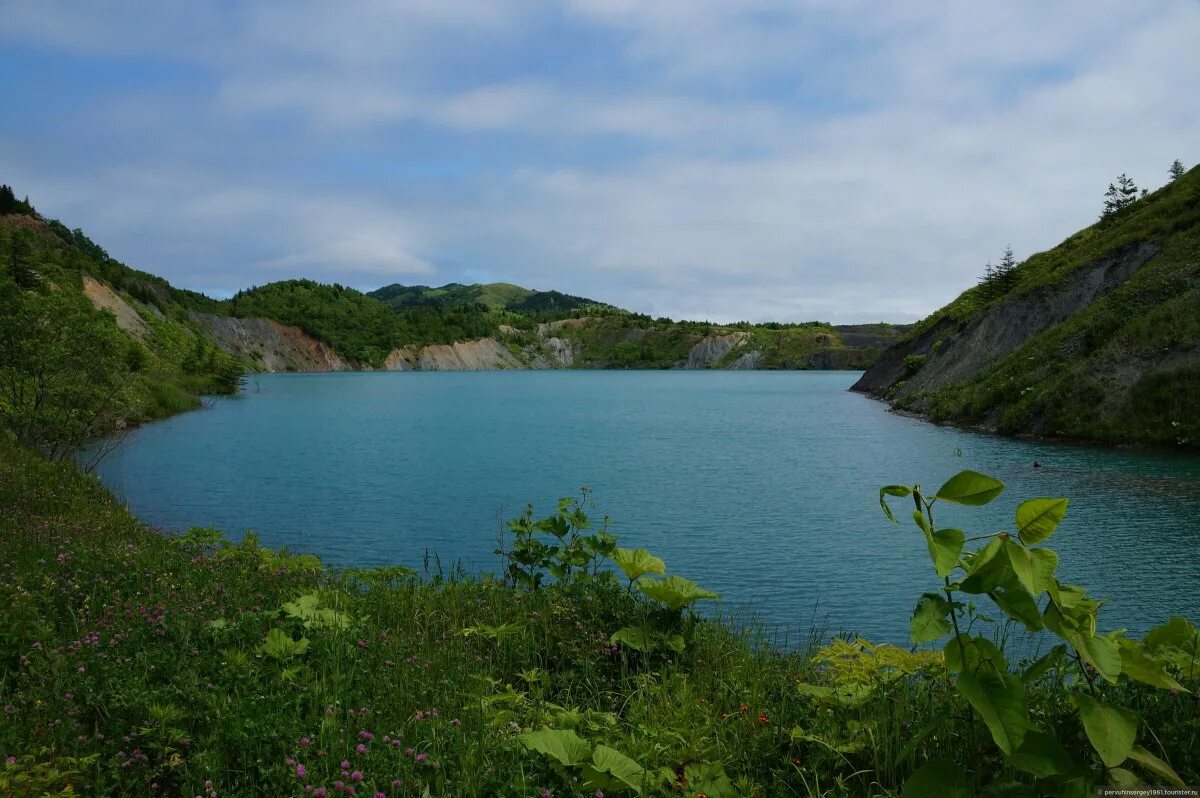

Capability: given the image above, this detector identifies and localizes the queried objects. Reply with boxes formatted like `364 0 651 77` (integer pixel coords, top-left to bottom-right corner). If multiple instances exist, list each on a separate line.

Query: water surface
94 371 1200 643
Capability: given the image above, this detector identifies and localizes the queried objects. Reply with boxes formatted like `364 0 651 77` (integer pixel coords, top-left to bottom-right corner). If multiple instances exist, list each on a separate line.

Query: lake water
94 371 1200 643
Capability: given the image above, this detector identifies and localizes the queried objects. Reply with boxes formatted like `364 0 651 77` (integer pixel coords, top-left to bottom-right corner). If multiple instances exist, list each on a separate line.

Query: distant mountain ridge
369 281 621 316
1 186 906 375
853 162 1200 449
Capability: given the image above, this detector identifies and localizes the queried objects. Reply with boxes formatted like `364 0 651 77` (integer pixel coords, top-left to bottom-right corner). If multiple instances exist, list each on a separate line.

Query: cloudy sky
1 1 1197 322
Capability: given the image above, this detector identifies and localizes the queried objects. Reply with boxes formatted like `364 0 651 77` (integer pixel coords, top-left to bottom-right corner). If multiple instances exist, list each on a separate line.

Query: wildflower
540 789 552 798
358 730 374 741
296 764 306 779
300 737 311 748
355 744 366 754
404 748 414 758
758 712 769 725
288 758 296 767
416 753 428 764
340 760 351 770
314 790 326 798
5 756 15 765
350 771 363 783
594 792 605 798
739 704 748 712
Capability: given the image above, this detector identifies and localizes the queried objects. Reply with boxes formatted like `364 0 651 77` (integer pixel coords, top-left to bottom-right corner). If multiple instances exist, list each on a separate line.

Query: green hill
369 280 619 315
853 162 1200 449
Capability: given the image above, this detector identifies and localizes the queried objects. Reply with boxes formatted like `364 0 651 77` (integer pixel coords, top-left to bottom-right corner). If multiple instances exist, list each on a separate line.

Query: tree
0 275 133 462
1169 159 1186 181
0 184 16 214
1101 173 1139 220
998 245 1017 286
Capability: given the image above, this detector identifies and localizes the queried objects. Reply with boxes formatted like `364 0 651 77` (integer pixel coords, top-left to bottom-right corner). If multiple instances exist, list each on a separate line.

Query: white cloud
1 0 1197 321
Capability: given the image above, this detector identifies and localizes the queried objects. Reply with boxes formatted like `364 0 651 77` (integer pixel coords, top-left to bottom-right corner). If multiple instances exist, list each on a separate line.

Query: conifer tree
1102 173 1139 219
1169 159 1186 181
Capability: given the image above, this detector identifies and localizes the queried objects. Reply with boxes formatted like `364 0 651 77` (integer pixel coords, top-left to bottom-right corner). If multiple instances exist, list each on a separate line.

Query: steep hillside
853 164 1200 449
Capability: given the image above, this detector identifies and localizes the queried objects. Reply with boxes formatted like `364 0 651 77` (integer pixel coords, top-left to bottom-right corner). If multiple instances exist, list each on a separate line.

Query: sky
0 1 1197 323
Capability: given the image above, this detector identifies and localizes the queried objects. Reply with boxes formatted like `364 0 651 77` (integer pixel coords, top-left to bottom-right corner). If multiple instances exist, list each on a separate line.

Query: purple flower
340 760 351 770
416 753 427 764
349 771 363 783
355 743 366 754
296 764 306 779
300 737 311 748
314 790 326 798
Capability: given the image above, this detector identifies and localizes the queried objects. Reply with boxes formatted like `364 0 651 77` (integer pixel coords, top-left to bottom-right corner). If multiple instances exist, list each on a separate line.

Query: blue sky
1 1 1197 322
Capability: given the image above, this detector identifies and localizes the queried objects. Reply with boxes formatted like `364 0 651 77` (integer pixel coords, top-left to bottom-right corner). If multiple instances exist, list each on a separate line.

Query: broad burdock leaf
612 548 666 583
935 470 1005 506
519 727 593 766
637 575 719 610
955 670 1030 755
1015 498 1068 544
589 745 647 794
1070 694 1136 768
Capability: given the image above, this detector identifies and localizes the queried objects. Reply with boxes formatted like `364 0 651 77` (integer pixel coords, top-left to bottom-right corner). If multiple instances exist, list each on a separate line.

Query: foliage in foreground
0 442 1197 796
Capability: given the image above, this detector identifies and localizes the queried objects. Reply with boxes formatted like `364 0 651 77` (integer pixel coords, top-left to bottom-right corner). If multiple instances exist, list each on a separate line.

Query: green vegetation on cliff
0 207 242 459
855 163 1200 449
370 281 617 316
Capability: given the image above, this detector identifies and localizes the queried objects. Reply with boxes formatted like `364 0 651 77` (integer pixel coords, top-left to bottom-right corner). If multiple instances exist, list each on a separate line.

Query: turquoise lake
94 370 1200 643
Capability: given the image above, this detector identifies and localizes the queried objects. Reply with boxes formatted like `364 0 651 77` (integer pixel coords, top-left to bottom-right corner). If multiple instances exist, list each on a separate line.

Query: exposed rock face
526 336 576 369
685 332 749 369
852 240 1162 400
195 314 353 372
83 277 150 339
728 350 764 369
412 339 525 371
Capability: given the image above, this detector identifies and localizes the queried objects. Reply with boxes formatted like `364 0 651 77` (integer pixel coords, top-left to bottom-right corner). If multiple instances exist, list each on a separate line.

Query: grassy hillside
855 164 1200 449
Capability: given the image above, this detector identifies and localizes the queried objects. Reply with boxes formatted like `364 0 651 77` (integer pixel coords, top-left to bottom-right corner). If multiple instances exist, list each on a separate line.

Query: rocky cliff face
684 332 749 369
196 314 354 372
852 240 1162 402
83 277 151 339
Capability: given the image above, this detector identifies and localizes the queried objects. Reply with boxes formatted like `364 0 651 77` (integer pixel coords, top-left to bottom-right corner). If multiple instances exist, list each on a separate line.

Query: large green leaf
258 628 310 661
1015 498 1068 544
1021 645 1066 684
610 626 653 652
910 593 953 644
879 484 912 523
1127 745 1185 787
1144 616 1200 671
958 537 1013 594
991 581 1043 632
1004 543 1057 596
519 727 593 766
1007 729 1082 778
935 470 1005 506
637 575 719 610
926 528 965 578
590 745 647 794
1070 694 1136 768
612 548 666 583
901 759 969 798
1118 642 1187 692
956 670 1029 755
1072 632 1123 684
943 634 1007 674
